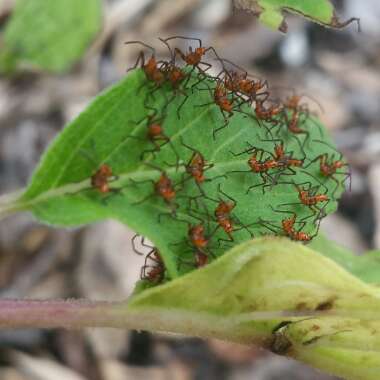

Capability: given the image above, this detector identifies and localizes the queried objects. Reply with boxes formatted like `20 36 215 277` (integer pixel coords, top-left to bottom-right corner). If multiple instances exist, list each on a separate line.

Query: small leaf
0 0 102 73
233 0 359 33
4 68 345 280
311 234 380 285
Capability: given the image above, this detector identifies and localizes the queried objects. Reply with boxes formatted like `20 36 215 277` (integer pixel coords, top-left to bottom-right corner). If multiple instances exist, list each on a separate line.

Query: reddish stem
0 299 129 329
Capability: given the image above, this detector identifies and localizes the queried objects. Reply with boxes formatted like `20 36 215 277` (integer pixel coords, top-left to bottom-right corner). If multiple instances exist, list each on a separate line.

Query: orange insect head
168 67 185 84
333 161 345 170
144 56 165 84
215 200 234 217
98 164 113 178
145 56 157 71
148 123 163 138
185 51 202 66
195 47 207 56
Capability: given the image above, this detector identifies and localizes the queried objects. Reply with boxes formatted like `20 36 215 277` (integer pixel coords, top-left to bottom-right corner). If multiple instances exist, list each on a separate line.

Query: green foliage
5 68 344 280
234 0 359 32
0 0 102 73
127 237 380 380
311 234 380 285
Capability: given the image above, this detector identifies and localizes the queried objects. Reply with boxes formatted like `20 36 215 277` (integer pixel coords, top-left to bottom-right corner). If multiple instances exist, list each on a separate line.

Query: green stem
0 189 24 219
0 159 241 222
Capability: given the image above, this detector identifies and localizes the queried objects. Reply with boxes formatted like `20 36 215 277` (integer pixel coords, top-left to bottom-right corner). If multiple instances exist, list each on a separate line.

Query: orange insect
255 99 283 124
214 83 234 113
258 208 320 242
132 236 166 283
229 144 279 193
132 235 165 282
163 63 187 89
160 37 217 116
128 112 179 164
178 137 214 187
280 91 323 116
263 138 305 172
172 213 216 269
281 215 312 242
239 78 268 102
131 165 178 215
287 109 307 136
162 36 216 72
297 185 329 206
77 146 119 197
125 41 165 86
142 115 178 162
214 199 235 238
199 82 236 138
158 38 187 90
304 140 351 199
188 224 209 250
279 92 324 148
154 173 176 203
256 138 305 191
211 184 254 243
279 181 329 221
186 223 217 268
90 164 115 194
223 70 241 93
257 136 304 168
283 94 310 113
218 58 269 102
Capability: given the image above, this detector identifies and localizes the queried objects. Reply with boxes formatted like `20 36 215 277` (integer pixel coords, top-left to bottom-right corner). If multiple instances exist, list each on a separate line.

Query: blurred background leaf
234 0 359 32
0 0 102 73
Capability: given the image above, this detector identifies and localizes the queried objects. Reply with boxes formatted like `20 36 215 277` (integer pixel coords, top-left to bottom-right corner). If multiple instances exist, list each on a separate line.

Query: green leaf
0 0 102 73
311 234 380 285
234 0 359 33
3 68 345 280
126 237 380 380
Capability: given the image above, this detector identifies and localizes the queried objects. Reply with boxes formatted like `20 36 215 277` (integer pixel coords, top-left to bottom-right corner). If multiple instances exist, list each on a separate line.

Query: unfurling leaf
127 237 380 380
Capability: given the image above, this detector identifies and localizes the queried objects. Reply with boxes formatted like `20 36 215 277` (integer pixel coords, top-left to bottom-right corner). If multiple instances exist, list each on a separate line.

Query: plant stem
0 189 24 219
0 299 125 329
0 298 236 339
